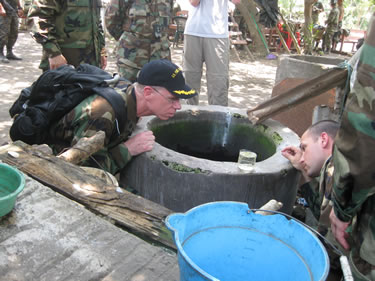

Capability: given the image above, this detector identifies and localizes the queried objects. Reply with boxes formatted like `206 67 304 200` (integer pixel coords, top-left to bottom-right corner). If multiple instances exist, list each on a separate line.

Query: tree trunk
338 0 344 23
303 0 315 54
237 0 268 56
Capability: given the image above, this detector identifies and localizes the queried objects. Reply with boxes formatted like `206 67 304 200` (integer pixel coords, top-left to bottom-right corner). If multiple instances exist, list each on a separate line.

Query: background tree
303 0 315 54
236 0 269 56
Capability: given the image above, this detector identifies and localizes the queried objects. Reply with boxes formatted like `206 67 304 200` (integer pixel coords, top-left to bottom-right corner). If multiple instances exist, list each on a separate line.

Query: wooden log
275 27 291 54
58 131 106 165
279 13 302 54
0 141 175 249
247 67 348 124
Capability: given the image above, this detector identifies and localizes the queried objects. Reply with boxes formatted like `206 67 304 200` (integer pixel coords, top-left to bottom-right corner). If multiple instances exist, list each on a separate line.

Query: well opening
148 111 276 162
121 105 301 213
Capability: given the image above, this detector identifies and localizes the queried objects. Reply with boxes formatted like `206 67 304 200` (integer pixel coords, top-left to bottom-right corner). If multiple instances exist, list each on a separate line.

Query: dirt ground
0 30 279 145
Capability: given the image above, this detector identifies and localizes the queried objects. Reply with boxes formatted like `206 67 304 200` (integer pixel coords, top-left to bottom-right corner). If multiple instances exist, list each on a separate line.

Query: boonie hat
137 59 197 99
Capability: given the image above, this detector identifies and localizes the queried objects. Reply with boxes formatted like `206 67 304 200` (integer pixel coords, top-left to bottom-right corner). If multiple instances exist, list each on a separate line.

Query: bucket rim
166 201 330 281
0 163 25 202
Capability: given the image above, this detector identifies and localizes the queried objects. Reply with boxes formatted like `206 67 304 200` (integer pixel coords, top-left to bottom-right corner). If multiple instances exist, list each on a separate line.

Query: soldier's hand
17 9 24 18
281 146 304 170
0 5 6 16
124 130 155 156
49 55 68 70
101 55 107 70
329 209 351 251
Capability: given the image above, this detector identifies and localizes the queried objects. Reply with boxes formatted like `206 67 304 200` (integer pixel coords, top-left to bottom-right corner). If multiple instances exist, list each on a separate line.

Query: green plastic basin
0 163 25 217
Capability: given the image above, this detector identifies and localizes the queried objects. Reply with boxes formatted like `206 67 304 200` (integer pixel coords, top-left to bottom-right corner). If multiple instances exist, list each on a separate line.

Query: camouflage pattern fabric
28 0 105 70
312 1 323 25
332 13 375 280
300 157 347 272
48 84 138 175
323 6 339 52
105 0 171 82
300 157 334 236
0 0 19 51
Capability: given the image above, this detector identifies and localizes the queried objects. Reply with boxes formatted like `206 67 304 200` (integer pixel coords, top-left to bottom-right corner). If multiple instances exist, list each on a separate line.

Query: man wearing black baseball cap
48 59 196 175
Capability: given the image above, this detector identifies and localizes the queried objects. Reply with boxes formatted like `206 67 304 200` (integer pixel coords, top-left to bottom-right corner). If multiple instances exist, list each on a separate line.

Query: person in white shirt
183 0 240 106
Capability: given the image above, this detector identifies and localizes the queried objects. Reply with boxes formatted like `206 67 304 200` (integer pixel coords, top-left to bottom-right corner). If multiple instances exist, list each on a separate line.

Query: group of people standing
22 0 236 107
312 0 340 54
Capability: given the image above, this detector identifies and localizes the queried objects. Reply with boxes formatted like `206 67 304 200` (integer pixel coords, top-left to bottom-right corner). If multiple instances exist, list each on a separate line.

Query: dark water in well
149 113 277 162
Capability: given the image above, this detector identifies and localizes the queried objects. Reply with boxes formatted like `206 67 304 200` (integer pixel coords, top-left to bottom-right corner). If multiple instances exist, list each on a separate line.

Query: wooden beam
0 141 175 249
275 27 291 54
247 68 348 124
279 13 302 54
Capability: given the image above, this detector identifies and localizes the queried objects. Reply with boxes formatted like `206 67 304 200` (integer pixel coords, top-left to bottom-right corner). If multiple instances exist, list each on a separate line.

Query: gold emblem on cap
171 68 181 78
174 89 196 95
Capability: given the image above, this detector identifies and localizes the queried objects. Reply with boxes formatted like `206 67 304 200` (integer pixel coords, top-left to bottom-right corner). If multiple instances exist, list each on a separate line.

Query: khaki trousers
183 35 229 106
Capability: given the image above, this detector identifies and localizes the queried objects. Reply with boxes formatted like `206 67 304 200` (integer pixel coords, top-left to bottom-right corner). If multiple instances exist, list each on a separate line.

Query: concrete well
120 105 300 214
272 55 345 136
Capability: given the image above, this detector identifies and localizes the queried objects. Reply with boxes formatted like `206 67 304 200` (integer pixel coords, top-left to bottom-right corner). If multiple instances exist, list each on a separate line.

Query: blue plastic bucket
166 201 329 281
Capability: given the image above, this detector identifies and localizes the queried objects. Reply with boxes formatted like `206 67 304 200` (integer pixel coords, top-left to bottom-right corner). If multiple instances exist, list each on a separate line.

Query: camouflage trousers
0 13 19 51
116 31 171 82
323 29 335 52
349 251 375 281
40 46 100 71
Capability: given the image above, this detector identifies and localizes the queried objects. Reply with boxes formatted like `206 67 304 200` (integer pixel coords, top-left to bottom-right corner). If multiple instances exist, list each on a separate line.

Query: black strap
93 86 127 136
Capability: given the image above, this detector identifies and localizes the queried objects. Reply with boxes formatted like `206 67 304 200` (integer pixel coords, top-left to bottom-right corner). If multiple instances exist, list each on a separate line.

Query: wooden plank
229 31 243 36
231 39 248 45
247 68 348 124
279 13 302 54
228 22 239 28
0 141 175 249
276 27 291 54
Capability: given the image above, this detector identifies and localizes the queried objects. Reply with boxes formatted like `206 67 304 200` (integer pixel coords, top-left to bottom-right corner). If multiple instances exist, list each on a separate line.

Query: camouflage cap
137 59 197 99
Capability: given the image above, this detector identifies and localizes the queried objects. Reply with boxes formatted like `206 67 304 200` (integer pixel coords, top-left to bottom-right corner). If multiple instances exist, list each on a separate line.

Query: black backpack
9 64 129 145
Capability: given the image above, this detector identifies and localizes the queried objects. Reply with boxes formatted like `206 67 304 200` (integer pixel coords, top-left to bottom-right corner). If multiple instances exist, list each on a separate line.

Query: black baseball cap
137 59 197 99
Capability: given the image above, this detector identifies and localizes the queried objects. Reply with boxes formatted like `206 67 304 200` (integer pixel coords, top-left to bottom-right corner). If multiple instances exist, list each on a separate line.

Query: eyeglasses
152 87 180 105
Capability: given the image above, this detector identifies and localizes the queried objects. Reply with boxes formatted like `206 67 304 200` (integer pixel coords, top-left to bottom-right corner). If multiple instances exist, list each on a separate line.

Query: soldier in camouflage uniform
322 0 339 54
282 120 346 276
0 0 23 63
312 1 324 26
330 12 375 281
28 0 107 71
105 0 172 82
48 60 196 175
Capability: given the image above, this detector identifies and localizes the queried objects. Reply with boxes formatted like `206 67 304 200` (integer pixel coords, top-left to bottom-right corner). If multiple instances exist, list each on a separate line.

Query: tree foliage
279 0 374 30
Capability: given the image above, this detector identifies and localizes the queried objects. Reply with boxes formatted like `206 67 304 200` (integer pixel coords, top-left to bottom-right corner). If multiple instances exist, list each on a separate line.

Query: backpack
9 64 129 145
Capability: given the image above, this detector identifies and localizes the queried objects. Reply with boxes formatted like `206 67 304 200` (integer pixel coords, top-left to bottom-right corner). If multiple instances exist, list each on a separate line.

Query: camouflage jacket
332 13 375 268
326 7 339 31
300 156 334 235
28 0 105 60
312 1 323 24
105 0 171 41
49 84 138 175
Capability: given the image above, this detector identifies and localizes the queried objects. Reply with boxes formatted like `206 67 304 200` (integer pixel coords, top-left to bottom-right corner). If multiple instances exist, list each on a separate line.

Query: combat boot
0 50 9 63
6 49 22 60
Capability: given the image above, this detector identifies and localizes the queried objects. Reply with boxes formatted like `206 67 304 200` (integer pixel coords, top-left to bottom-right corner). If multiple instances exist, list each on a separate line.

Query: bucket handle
250 208 353 281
